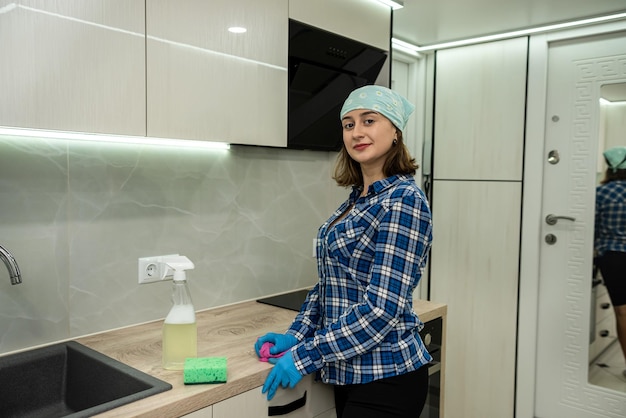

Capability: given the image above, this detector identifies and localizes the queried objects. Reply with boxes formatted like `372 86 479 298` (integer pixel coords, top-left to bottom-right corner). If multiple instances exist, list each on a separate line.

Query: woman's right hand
254 333 298 357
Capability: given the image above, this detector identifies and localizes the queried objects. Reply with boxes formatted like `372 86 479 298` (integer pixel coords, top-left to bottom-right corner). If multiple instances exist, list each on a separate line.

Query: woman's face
341 109 397 172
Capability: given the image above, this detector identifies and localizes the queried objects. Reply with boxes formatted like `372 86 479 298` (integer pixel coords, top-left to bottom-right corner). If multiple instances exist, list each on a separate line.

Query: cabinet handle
268 391 307 416
599 330 610 338
601 303 611 309
425 361 441 376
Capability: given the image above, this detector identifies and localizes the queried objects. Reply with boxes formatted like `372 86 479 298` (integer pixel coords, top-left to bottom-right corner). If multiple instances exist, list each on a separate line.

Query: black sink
0 341 172 418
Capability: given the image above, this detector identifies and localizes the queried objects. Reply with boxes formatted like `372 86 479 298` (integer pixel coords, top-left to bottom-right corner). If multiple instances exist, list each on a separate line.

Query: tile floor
588 341 626 393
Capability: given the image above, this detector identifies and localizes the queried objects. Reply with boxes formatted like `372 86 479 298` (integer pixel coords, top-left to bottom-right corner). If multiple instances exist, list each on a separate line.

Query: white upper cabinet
288 0 391 51
0 0 146 136
146 0 288 147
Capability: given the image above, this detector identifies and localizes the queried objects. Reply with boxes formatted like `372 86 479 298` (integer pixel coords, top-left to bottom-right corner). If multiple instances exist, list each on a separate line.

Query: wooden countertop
79 297 447 417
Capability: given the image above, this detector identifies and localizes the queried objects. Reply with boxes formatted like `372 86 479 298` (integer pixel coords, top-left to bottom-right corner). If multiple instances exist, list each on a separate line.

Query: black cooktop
257 289 310 312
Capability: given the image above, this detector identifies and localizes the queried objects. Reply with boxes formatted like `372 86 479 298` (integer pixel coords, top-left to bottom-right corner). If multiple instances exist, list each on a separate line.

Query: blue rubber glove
262 350 303 401
254 333 298 357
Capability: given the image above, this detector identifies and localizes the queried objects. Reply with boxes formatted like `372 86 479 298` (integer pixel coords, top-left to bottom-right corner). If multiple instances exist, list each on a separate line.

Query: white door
534 30 626 418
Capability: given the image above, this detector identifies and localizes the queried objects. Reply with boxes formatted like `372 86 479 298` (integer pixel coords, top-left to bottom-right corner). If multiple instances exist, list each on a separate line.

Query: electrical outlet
138 254 179 284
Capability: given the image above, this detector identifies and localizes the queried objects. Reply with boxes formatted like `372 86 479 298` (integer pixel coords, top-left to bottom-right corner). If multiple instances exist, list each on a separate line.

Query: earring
393 138 398 145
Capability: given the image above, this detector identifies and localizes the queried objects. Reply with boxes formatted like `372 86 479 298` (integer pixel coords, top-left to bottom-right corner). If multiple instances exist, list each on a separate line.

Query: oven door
419 317 442 418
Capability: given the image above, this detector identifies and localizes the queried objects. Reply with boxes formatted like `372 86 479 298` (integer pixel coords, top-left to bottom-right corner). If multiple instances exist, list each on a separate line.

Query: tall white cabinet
0 0 146 136
429 37 528 418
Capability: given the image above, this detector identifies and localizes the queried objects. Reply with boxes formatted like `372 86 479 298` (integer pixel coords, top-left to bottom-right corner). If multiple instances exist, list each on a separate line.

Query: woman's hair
332 129 419 187
600 168 626 184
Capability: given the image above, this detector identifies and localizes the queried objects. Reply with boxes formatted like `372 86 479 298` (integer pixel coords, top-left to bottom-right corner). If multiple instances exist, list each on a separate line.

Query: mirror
588 82 626 392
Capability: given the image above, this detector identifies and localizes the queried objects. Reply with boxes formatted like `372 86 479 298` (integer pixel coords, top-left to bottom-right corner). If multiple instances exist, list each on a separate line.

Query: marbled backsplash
0 135 345 354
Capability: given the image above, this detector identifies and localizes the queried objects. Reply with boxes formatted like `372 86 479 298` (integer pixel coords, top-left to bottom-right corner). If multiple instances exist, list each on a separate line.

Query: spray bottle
161 255 197 370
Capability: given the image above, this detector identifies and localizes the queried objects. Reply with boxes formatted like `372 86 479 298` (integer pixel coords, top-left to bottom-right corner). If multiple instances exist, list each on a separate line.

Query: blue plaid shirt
288 174 433 385
595 180 626 256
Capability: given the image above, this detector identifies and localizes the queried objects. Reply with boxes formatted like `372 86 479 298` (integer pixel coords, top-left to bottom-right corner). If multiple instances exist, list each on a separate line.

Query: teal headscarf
340 85 415 133
603 146 626 171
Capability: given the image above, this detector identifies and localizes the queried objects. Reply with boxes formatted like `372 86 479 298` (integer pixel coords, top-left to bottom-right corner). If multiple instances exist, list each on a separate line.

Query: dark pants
334 366 429 418
597 251 626 307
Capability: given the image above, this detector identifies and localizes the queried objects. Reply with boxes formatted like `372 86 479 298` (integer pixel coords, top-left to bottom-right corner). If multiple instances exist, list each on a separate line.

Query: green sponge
183 357 228 384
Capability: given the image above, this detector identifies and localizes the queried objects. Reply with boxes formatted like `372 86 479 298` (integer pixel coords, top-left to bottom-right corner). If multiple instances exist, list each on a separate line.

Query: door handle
545 214 576 225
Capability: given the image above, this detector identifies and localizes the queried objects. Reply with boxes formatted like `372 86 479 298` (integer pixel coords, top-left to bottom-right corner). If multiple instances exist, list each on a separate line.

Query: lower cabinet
589 282 617 362
183 374 335 418
312 410 336 418
182 405 212 418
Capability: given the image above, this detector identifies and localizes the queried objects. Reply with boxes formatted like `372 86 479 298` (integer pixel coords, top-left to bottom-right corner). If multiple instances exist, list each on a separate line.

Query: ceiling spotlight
228 27 247 34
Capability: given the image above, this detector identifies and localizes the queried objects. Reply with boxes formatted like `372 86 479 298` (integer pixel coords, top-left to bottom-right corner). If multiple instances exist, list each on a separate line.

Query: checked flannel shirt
287 174 434 385
595 180 626 256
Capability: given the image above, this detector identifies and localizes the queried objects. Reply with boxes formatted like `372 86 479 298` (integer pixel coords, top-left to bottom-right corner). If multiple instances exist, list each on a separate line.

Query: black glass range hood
287 20 389 151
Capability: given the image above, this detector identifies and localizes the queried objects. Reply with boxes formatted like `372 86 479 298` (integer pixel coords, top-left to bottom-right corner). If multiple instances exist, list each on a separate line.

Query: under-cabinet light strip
392 11 626 53
0 127 230 150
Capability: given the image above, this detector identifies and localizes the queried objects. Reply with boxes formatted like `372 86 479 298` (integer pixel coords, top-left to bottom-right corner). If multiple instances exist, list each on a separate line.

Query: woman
595 145 626 375
255 85 433 417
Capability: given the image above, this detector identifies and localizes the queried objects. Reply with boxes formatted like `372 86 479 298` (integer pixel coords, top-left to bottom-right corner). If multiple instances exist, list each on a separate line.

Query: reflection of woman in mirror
595 146 626 375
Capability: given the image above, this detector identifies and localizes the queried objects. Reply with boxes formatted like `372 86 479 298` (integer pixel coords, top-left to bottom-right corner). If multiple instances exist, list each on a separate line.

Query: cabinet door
213 385 308 418
433 38 527 181
213 387 269 418
0 0 146 136
146 0 288 147
313 409 336 418
306 378 335 417
182 405 212 417
430 180 521 418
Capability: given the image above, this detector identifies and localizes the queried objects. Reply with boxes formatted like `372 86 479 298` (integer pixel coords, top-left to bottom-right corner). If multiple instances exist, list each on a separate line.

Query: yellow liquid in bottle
162 322 197 370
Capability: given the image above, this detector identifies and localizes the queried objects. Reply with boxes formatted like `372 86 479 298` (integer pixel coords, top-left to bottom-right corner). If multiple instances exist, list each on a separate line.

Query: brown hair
600 168 626 184
332 130 419 187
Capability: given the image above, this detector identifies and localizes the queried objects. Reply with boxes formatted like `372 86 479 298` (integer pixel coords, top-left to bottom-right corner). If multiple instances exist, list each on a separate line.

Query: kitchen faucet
0 244 22 285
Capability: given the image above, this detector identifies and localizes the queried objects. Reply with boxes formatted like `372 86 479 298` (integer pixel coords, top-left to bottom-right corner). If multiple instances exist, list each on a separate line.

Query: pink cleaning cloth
258 342 287 362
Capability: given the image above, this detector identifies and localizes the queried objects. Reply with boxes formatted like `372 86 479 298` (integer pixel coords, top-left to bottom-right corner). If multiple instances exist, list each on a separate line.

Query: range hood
287 19 389 151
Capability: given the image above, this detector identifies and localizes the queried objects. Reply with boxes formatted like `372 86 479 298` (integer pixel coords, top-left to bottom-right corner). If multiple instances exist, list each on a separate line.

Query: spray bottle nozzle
162 255 195 282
